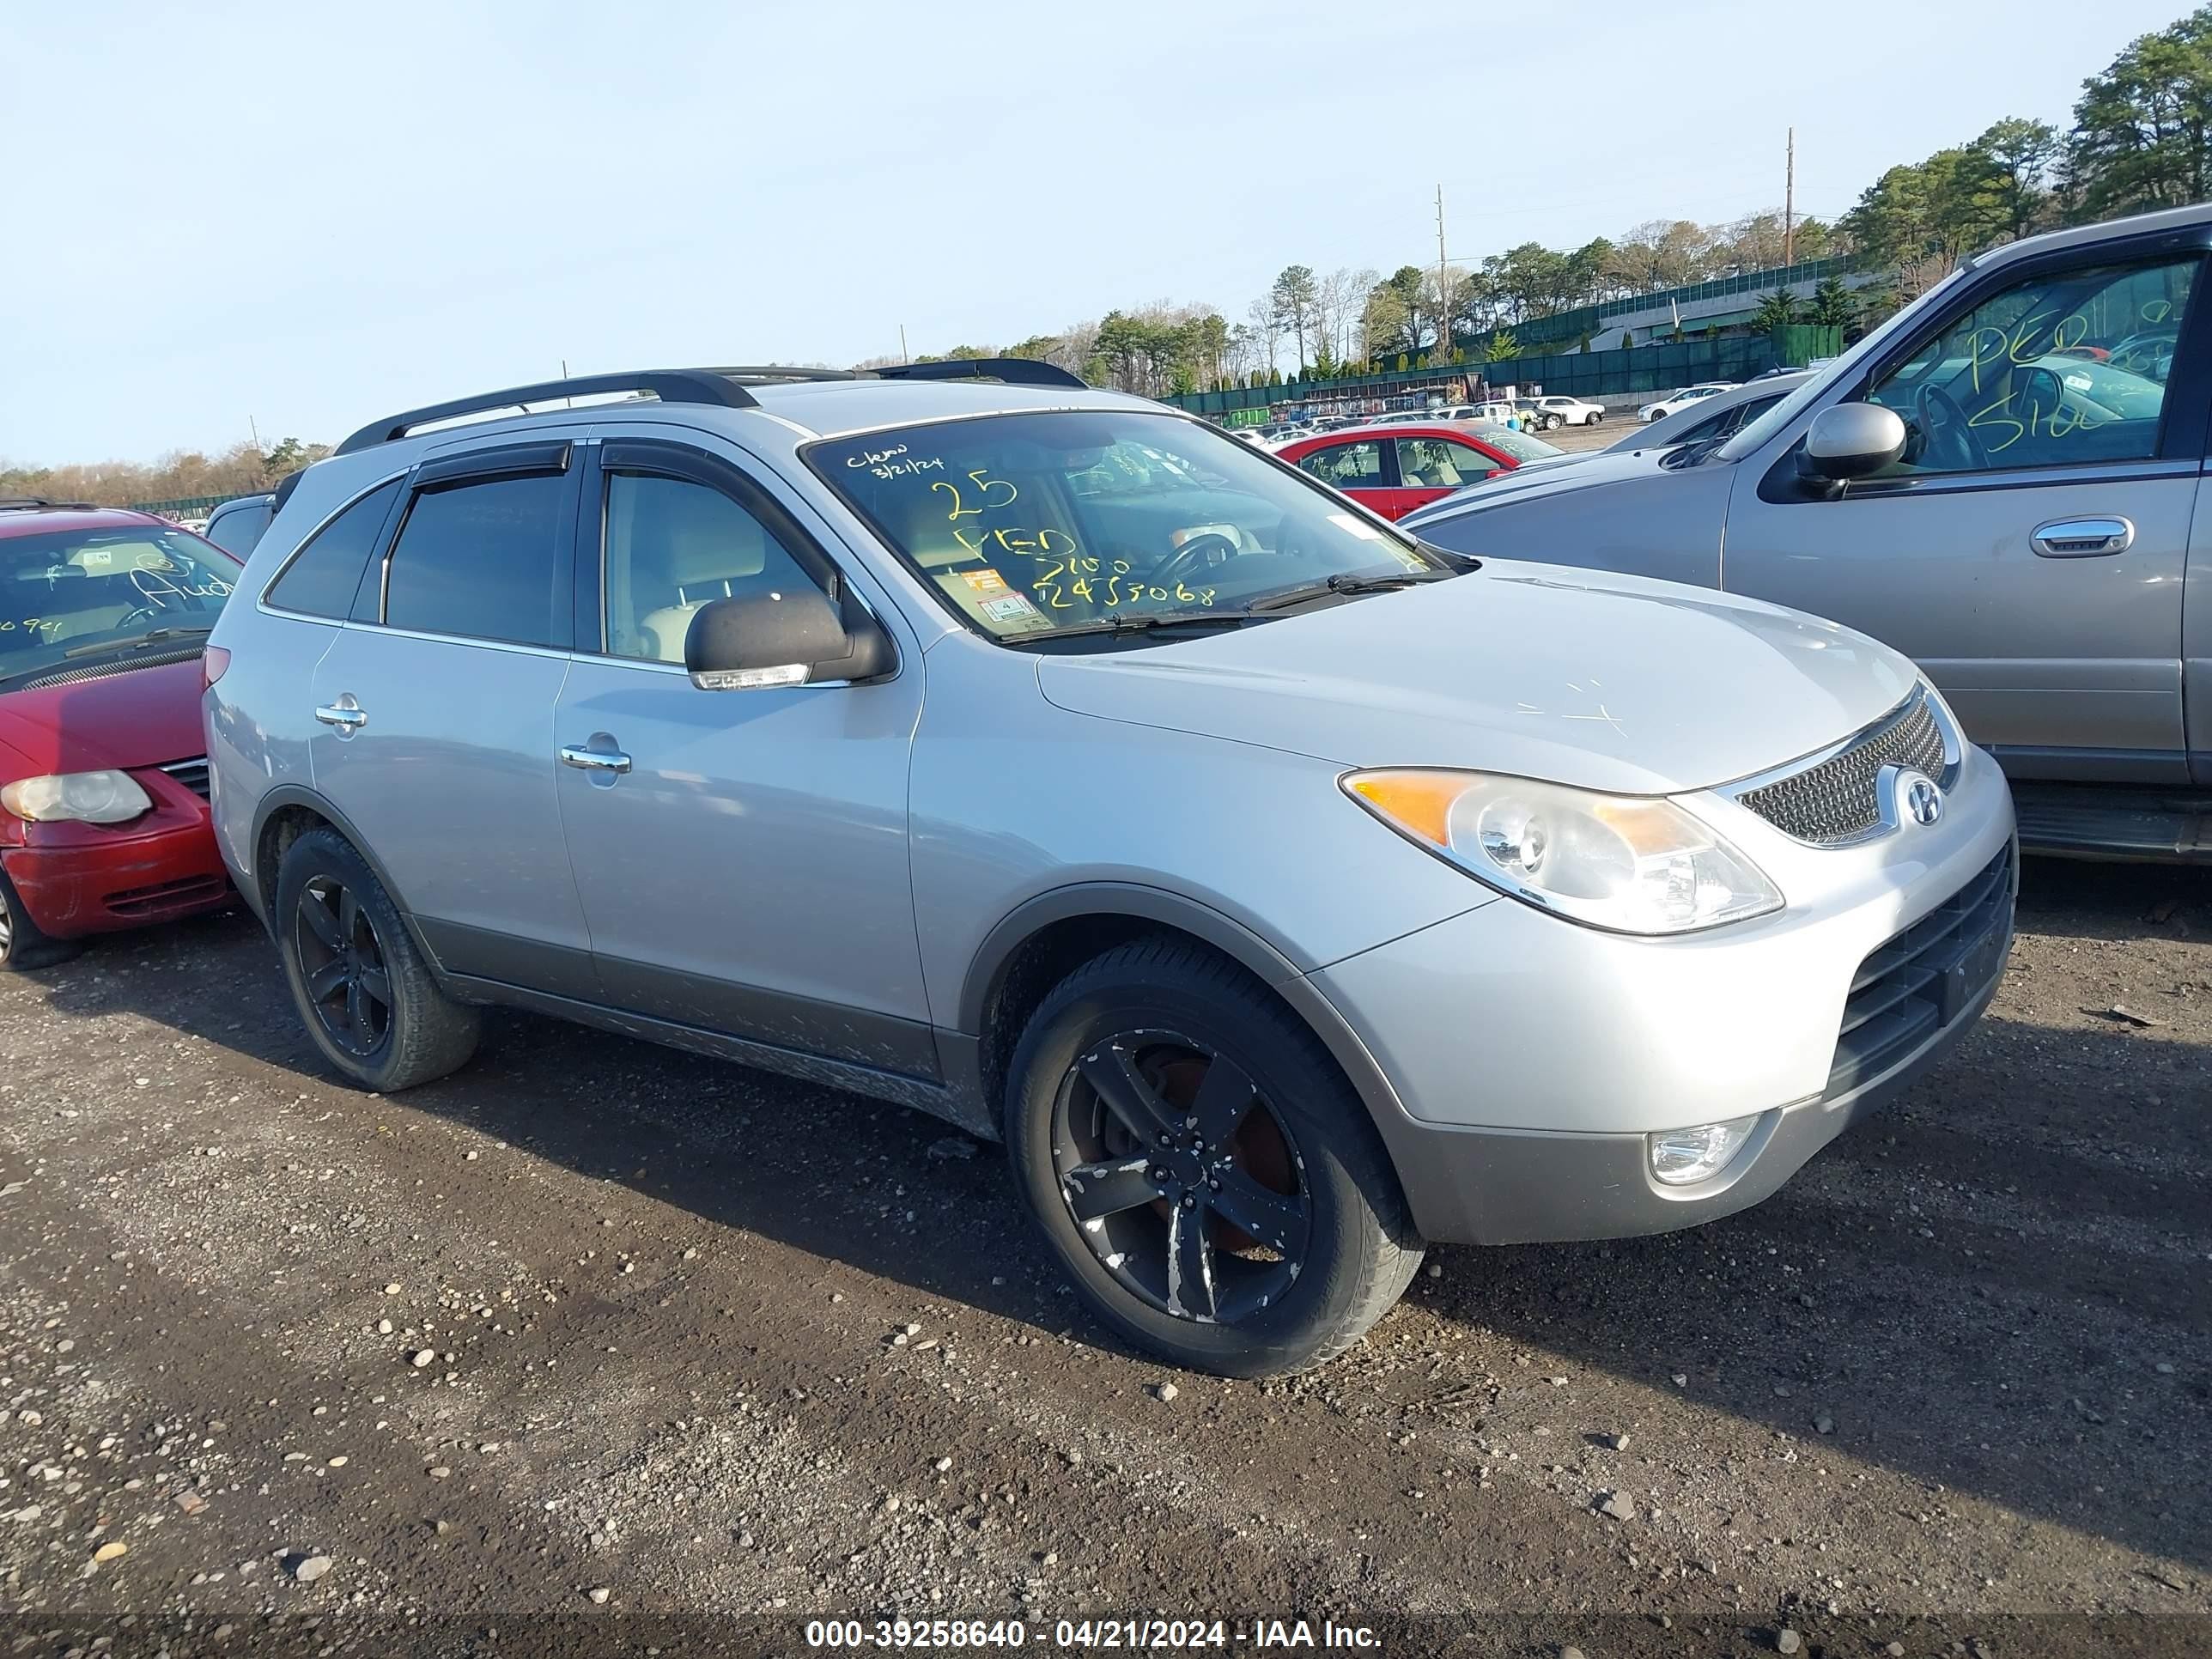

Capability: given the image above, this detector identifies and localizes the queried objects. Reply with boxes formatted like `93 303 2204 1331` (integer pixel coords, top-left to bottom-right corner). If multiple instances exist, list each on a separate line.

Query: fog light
1647 1115 1759 1186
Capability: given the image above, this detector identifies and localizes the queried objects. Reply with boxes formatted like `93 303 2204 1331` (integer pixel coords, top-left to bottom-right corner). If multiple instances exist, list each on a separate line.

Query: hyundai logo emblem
1898 769 1944 829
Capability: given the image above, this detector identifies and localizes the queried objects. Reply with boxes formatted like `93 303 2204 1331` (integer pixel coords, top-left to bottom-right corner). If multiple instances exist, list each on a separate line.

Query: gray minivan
1407 204 2212 860
204 362 2015 1374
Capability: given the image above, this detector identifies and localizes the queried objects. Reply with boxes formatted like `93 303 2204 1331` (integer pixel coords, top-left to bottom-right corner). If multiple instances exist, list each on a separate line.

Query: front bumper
3 783 232 939
1311 745 2017 1245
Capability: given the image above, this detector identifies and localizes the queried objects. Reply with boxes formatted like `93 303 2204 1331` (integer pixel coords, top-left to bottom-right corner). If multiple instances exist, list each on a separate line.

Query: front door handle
2030 516 2134 557
313 702 368 730
559 744 632 775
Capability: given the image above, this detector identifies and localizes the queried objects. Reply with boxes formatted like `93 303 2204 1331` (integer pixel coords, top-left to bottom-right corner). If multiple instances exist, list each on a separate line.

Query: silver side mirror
1802 403 1907 483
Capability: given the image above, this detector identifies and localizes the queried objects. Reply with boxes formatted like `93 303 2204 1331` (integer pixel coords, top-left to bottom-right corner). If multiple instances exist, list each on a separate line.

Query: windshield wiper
1006 610 1266 645
63 624 216 659
1248 568 1458 612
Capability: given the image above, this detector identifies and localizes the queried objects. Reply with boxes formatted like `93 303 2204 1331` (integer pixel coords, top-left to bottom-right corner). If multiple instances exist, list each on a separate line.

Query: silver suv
204 362 2017 1374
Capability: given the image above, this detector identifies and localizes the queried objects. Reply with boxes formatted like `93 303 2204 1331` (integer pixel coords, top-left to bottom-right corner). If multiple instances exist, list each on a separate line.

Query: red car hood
0 657 208 775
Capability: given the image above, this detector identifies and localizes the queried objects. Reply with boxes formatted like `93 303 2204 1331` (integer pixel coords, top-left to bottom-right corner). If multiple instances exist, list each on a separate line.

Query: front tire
1003 939 1423 1376
0 866 81 972
273 828 479 1091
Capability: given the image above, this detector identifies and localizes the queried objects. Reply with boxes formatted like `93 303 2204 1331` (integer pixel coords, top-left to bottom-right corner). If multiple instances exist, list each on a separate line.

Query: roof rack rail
333 358 1092 459
0 495 95 512
333 368 764 457
873 357 1087 390
701 365 867 384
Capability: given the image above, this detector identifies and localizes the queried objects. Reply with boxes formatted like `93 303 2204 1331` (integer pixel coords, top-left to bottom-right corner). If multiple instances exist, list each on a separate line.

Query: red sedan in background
0 499 241 969
1273 422 1564 520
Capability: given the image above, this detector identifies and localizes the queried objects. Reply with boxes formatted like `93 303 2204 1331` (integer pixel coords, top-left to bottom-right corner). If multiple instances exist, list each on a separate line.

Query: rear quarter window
265 479 402 619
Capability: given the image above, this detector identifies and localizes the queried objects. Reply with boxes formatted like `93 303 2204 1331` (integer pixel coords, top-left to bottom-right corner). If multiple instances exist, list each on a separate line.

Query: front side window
266 479 399 618
0 521 239 687
382 471 566 648
1864 254 2197 475
1294 441 1385 488
810 410 1437 641
600 472 822 663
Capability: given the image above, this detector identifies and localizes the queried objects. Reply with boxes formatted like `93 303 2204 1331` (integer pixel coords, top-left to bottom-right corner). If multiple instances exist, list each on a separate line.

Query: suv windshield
811 410 1442 641
1 523 238 686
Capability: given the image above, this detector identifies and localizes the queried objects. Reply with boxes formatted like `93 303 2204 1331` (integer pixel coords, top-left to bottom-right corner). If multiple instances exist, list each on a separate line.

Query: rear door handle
313 702 367 729
2030 516 2134 557
560 744 632 775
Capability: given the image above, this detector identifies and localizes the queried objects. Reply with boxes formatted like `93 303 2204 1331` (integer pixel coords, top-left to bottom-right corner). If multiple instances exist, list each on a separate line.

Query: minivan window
810 410 1437 641
1862 254 2197 475
382 472 566 648
600 472 823 663
264 479 399 618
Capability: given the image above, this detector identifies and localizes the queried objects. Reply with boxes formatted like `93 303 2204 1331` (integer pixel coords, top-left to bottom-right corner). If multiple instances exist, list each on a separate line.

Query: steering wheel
1150 531 1241 592
1913 381 1984 471
115 602 165 630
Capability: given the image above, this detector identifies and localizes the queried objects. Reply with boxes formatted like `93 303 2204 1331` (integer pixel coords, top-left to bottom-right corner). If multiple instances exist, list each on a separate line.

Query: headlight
1342 769 1783 935
1 770 154 825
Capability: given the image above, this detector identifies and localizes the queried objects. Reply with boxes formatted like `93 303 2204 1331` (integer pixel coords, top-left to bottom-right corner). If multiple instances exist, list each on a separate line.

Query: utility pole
1435 184 1451 359
899 325 909 364
1783 127 1796 266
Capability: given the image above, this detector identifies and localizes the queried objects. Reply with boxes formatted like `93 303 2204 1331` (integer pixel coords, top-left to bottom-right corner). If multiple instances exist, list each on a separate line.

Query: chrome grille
1735 692 1949 847
160 757 211 799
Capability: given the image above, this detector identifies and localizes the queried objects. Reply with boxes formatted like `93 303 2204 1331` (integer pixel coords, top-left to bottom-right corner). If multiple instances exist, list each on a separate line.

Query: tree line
902 4 2212 397
1 437 331 513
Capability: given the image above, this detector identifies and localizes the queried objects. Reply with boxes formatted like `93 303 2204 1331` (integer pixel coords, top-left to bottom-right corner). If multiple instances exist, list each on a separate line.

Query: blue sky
0 0 2190 463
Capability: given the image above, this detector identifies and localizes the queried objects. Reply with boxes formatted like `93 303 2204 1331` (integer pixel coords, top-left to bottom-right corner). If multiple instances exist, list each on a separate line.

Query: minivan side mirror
1798 402 1908 489
683 586 896 690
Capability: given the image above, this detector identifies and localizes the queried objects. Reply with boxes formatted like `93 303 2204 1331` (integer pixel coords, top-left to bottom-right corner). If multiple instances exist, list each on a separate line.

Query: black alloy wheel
293 873 392 1059
1052 1028 1312 1324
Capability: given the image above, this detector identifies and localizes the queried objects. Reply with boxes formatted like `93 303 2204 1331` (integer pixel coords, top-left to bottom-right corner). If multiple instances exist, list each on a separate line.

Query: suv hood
1403 446 1675 529
1036 562 1918 796
0 657 210 775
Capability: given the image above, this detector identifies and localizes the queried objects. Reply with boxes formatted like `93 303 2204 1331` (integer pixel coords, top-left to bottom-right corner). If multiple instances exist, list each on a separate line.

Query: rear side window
1295 441 1385 487
265 479 400 618
383 473 567 648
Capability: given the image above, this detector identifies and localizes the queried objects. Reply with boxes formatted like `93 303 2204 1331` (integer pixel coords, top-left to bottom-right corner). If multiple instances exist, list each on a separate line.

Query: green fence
127 491 262 518
1480 256 1856 353
1169 327 1835 419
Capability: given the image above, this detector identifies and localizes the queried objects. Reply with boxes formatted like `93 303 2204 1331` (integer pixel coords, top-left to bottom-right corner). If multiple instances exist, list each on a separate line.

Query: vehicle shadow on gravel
25 854 2212 1575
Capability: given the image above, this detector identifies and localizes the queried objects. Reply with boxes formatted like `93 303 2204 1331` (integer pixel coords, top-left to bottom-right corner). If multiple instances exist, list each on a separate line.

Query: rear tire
273 828 479 1092
1003 938 1423 1376
1587 410 1603 425
0 867 81 972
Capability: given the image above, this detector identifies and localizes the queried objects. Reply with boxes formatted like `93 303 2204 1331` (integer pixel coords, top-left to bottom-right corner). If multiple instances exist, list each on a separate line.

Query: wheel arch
957 883 1413 1164
248 785 442 968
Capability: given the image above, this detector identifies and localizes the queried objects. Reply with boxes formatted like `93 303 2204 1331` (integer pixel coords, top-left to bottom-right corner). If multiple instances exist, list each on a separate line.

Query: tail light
202 646 231 690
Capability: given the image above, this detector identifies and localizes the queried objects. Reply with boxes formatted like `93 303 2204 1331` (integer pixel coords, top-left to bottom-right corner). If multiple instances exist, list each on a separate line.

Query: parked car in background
1405 202 2212 860
204 362 2014 1376
1638 382 1738 422
1528 395 1604 427
1276 421 1563 518
0 499 239 968
202 491 276 557
1515 401 1563 431
1606 373 1813 453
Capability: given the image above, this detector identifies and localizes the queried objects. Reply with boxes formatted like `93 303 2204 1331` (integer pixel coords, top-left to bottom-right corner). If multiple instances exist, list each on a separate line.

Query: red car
0 499 242 969
1274 422 1564 520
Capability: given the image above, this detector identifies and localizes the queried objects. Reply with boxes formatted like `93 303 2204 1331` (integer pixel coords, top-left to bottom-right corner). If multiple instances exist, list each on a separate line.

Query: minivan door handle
313 702 368 730
2030 516 2134 557
559 744 632 775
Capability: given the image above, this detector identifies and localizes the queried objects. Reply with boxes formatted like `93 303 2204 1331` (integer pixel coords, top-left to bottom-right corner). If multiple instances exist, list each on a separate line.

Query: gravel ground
0 856 2207 1657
